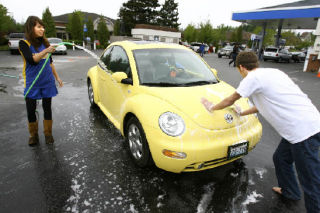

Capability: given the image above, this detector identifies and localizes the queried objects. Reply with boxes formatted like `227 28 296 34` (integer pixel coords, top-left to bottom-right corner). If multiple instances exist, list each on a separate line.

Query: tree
113 20 121 36
198 21 214 44
158 0 179 29
42 7 56 37
183 24 197 43
87 17 94 43
0 4 20 44
118 0 159 35
212 24 232 45
281 31 300 47
67 10 83 41
97 16 110 48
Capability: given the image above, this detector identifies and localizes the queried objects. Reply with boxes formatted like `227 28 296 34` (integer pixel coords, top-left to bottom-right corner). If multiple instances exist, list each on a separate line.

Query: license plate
227 141 249 159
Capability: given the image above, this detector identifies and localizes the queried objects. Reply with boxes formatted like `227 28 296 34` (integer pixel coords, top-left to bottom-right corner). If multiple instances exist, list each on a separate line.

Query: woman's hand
57 78 63 87
46 45 56 54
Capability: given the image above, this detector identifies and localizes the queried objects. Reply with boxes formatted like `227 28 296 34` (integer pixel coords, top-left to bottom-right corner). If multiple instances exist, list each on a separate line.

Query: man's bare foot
272 187 282 195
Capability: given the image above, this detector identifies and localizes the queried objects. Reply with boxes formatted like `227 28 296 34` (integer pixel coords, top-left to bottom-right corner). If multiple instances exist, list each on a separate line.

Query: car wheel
87 79 97 108
125 117 153 167
218 54 222 58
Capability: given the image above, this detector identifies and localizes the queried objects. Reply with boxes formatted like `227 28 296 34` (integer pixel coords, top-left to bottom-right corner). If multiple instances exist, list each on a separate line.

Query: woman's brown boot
43 120 54 144
28 121 39 146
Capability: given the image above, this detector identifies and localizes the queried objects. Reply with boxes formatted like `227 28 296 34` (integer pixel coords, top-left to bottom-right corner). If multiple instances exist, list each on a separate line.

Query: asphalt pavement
1 49 319 213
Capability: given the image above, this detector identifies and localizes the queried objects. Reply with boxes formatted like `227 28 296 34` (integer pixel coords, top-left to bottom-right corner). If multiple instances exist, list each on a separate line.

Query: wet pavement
1 49 319 213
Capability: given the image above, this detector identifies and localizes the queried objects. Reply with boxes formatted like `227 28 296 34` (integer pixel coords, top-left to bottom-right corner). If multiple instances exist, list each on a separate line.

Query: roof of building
134 24 179 32
232 0 320 29
53 12 115 24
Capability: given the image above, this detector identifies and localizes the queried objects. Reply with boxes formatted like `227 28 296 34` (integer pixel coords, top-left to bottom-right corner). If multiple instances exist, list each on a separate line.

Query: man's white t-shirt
236 68 320 144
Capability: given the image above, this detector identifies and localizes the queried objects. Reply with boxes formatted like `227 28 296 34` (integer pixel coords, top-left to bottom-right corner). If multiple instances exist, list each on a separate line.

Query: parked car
263 47 291 62
87 41 262 173
8 32 25 54
217 45 233 58
48 38 67 55
190 42 209 53
291 51 306 62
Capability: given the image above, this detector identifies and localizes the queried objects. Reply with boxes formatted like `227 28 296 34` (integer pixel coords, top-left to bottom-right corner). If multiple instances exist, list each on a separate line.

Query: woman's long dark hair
24 16 50 50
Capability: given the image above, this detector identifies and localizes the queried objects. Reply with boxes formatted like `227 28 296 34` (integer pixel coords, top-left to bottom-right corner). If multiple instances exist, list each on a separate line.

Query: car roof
110 40 188 51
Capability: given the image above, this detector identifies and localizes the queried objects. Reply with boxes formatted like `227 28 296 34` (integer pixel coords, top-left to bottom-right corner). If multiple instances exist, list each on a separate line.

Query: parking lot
0 49 319 213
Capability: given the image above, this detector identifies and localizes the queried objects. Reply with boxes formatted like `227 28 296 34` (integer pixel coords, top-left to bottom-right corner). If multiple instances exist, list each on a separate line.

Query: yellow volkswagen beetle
87 41 262 173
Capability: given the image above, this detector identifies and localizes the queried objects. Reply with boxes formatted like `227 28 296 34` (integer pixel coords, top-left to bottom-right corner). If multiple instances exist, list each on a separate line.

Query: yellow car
87 41 262 173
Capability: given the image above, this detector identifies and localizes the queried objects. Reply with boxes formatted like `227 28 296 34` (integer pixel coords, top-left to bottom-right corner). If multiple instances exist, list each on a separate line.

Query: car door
104 46 132 124
97 46 113 110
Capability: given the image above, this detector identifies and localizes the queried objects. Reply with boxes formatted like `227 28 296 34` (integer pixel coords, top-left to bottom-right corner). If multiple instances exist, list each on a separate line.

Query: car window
99 46 113 70
9 33 24 38
279 49 288 54
265 48 278 52
133 48 218 85
109 46 131 77
48 38 62 43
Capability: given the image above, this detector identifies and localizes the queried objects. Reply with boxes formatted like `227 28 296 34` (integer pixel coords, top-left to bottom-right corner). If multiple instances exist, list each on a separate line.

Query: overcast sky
2 0 299 28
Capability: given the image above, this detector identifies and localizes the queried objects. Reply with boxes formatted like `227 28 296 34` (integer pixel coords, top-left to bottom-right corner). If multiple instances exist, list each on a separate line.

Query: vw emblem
224 113 233 123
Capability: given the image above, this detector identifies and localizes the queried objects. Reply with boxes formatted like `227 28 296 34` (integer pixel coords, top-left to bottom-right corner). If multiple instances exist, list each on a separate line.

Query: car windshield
265 48 278 52
224 46 233 50
48 38 62 44
9 33 24 39
133 48 218 86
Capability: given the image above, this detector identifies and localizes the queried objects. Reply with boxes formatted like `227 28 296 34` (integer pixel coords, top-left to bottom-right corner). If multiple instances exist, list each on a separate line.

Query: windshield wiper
142 82 182 87
182 80 218 86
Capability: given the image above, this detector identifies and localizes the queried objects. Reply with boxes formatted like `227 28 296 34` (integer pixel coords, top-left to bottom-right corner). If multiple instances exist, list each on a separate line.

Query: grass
0 45 9 51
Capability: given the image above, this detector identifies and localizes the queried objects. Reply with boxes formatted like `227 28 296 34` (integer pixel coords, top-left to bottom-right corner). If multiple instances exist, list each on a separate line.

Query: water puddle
0 84 7 93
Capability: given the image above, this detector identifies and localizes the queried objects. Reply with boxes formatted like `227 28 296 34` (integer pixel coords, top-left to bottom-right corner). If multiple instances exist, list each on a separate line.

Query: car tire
125 117 153 167
87 79 97 108
218 54 222 58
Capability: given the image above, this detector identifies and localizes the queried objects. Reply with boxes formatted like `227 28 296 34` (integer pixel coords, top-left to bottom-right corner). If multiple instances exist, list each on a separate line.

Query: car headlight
159 112 185 137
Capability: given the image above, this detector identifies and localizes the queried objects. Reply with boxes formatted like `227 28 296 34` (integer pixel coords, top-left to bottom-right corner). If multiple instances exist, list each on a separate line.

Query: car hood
141 81 249 130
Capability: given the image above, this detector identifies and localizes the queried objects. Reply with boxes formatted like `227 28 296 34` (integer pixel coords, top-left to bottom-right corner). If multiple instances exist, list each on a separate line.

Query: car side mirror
111 72 133 85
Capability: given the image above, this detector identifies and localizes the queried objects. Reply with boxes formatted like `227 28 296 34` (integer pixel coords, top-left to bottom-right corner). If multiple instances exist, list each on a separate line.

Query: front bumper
144 116 262 173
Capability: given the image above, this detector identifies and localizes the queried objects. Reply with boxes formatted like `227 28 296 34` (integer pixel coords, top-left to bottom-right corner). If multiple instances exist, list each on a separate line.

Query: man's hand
201 97 214 113
232 104 242 116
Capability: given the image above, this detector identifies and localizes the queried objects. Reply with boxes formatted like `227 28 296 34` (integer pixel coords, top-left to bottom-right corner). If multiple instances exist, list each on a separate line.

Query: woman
19 16 63 146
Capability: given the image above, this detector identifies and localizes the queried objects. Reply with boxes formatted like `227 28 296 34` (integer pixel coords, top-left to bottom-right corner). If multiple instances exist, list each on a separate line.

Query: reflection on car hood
142 81 249 130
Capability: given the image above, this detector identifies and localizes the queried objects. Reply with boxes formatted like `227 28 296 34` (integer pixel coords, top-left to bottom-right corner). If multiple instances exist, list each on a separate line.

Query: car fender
87 66 100 104
120 93 185 136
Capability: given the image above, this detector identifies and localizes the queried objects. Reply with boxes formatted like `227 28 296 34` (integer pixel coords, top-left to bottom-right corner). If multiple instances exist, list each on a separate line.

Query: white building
131 24 181 43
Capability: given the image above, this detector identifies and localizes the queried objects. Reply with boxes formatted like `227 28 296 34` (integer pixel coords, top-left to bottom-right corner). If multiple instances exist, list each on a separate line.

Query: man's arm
239 106 258 116
202 92 241 112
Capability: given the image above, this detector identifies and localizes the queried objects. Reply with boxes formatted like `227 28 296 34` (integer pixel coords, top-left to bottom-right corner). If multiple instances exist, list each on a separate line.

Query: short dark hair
235 51 259 70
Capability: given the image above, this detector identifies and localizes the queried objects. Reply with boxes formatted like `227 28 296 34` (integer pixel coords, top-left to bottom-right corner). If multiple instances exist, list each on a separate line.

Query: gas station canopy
232 0 320 29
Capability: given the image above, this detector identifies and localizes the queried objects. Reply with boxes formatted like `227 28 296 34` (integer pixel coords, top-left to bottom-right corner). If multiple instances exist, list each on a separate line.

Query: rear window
48 38 62 43
9 33 25 38
265 48 278 52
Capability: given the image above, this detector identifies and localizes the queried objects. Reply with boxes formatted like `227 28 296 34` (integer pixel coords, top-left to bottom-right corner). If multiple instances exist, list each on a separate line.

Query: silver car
218 46 233 58
263 47 291 62
48 38 67 55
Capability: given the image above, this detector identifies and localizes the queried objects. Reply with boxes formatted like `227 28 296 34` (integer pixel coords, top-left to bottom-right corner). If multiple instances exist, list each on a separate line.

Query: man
201 51 320 213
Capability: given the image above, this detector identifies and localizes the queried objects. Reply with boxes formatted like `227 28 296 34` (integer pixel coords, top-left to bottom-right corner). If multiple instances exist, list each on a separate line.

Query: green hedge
0 45 9 51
